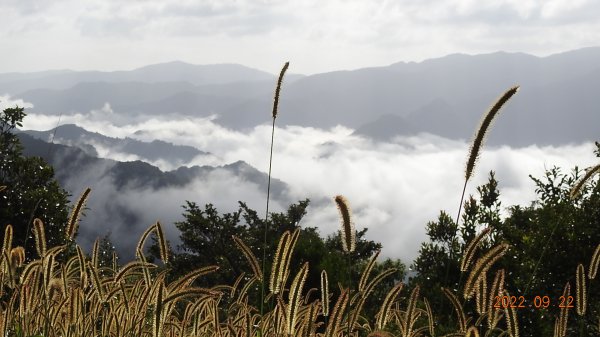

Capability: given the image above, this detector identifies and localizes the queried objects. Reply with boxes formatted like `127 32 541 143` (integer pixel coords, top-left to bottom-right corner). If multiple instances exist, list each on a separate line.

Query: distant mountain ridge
20 124 209 166
0 61 282 93
17 133 290 257
7 47 600 146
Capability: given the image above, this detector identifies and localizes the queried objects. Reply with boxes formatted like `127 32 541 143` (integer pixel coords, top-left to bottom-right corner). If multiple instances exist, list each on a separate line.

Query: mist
20 106 598 263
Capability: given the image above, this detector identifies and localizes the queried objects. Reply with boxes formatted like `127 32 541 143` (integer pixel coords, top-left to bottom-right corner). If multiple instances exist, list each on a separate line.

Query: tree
411 144 600 336
152 198 405 317
0 106 71 260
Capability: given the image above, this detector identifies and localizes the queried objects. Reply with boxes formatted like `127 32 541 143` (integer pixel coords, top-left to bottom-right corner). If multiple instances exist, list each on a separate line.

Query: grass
0 69 598 337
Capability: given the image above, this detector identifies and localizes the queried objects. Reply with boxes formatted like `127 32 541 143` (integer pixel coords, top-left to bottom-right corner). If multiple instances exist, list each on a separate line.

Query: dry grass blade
88 261 104 300
325 288 349 337
503 290 519 337
42 251 56 293
487 269 505 327
169 265 220 292
570 164 600 199
461 227 491 272
558 282 570 337
464 243 509 299
153 280 165 337
163 287 220 304
66 187 91 240
76 244 88 287
465 85 519 181
2 224 13 253
10 246 24 267
0 186 5 193
424 297 435 337
321 270 330 317
350 268 397 329
269 231 290 294
272 62 290 119
465 326 480 337
154 221 169 264
114 261 157 283
575 263 586 316
475 273 487 315
376 282 403 330
404 285 420 336
334 195 355 253
92 237 100 268
359 249 381 291
442 287 467 333
286 262 309 335
33 218 46 257
233 235 263 281
280 228 300 286
588 243 600 279
270 229 300 295
136 223 157 260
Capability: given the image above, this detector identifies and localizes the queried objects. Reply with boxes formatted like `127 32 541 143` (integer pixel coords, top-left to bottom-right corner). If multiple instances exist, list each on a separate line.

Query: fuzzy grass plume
272 62 290 119
334 195 355 253
465 85 520 182
66 187 91 240
261 61 290 321
570 164 600 199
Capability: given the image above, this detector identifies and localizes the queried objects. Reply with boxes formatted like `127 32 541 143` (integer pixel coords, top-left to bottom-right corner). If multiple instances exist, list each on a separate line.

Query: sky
1 0 600 75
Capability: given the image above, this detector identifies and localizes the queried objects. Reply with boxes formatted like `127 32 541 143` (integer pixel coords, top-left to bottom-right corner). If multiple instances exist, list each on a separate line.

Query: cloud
22 110 598 263
0 95 34 110
1 0 600 75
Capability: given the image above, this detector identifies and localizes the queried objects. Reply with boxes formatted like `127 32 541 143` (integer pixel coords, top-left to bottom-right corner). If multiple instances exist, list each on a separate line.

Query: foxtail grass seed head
461 227 491 272
576 263 587 316
465 86 519 181
67 187 91 240
334 195 355 253
570 164 600 199
10 246 25 267
154 221 169 264
2 224 13 254
272 62 289 119
321 270 329 317
33 218 46 257
589 244 600 279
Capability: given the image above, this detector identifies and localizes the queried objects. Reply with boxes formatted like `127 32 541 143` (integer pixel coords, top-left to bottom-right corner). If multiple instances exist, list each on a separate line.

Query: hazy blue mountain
0 61 280 94
18 133 290 257
21 124 209 165
8 47 600 146
16 79 280 116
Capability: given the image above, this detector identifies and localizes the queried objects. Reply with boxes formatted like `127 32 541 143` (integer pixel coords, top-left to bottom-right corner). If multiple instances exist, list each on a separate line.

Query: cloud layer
1 0 599 74
22 109 598 263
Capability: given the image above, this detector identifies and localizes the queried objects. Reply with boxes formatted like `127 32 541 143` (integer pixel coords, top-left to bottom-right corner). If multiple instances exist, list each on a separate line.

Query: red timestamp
493 295 574 309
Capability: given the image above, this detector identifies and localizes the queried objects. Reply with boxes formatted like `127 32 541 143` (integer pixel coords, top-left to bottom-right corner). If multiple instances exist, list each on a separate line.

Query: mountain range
17 132 290 258
21 124 209 166
3 47 600 146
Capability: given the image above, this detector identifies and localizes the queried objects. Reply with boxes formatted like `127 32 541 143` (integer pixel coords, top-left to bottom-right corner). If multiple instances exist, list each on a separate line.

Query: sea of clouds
7 96 597 263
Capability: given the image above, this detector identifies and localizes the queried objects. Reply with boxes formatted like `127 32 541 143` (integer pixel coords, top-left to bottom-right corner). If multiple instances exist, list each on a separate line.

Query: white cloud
0 95 34 110
0 0 599 75
24 111 598 262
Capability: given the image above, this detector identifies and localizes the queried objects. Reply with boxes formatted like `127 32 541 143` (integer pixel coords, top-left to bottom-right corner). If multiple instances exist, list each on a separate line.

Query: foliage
151 199 405 316
411 144 600 336
0 106 71 260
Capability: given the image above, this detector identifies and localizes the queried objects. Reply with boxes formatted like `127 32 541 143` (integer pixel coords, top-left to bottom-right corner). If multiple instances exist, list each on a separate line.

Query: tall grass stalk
334 195 356 336
261 61 289 322
445 85 519 314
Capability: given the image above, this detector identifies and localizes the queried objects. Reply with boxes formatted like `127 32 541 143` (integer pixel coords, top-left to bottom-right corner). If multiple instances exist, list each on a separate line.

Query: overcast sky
1 0 600 75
